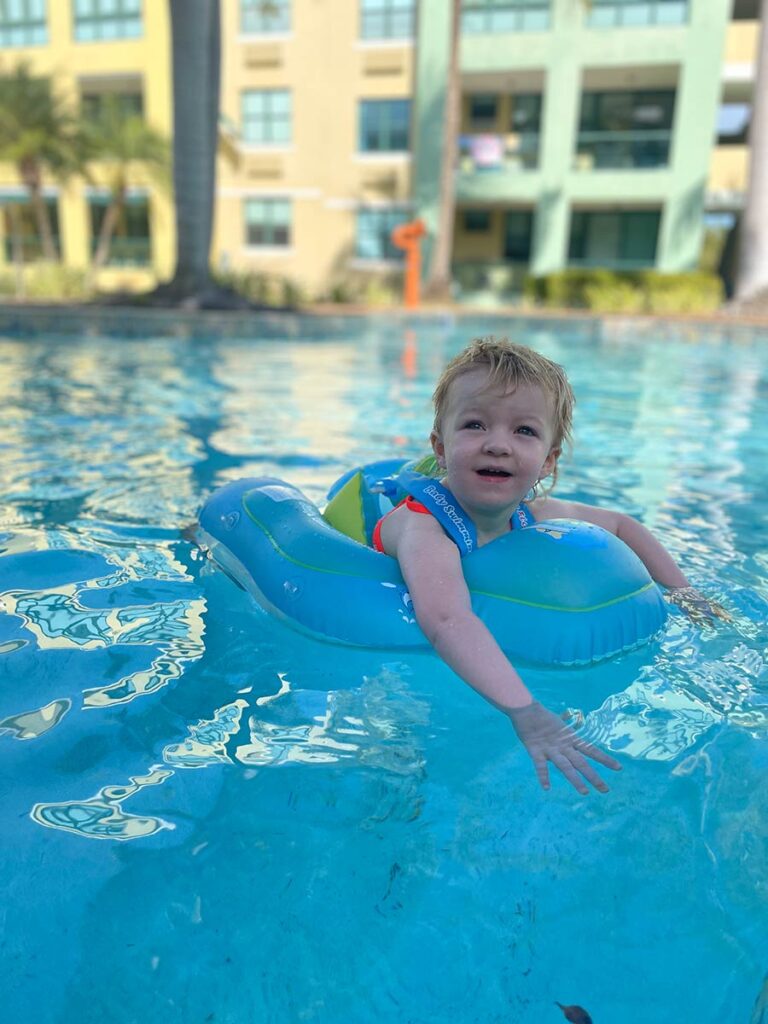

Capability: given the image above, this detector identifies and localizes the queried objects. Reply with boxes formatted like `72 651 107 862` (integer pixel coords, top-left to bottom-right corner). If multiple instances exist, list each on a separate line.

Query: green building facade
413 0 737 296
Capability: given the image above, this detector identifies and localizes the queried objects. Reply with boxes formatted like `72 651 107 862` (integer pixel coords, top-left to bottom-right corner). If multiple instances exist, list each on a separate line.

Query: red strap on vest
371 496 430 552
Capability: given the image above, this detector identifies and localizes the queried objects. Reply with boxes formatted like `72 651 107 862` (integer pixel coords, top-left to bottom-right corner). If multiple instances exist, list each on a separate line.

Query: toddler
373 338 728 796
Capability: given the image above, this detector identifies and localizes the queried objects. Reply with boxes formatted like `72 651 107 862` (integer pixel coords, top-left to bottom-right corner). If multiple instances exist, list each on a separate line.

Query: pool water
1 316 767 1024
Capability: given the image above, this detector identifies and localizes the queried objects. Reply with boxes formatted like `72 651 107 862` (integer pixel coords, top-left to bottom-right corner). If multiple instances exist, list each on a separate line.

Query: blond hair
432 337 574 487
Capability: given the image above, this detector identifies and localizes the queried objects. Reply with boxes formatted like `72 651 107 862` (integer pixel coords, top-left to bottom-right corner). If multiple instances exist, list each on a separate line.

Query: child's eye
462 420 484 430
516 425 538 437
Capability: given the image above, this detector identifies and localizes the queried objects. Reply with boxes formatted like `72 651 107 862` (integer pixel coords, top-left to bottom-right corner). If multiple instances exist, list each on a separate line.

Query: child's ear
430 430 446 469
541 447 560 480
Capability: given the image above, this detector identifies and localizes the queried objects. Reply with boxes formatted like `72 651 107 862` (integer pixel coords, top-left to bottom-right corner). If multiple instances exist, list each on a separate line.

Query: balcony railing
458 133 540 172
574 130 671 170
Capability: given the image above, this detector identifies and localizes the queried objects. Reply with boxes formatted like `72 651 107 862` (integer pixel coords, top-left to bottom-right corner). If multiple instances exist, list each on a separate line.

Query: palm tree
422 0 462 302
83 95 169 270
150 0 222 305
0 62 85 261
735 0 768 304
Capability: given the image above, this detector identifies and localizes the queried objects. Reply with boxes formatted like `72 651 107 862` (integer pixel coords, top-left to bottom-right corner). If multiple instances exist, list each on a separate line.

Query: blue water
1 316 767 1024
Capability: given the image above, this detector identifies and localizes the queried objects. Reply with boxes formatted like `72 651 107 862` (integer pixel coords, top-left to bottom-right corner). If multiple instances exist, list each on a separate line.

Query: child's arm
383 510 621 795
534 497 731 624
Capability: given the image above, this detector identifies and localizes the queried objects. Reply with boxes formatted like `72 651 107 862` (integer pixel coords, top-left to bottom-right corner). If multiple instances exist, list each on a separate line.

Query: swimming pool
1 314 767 1024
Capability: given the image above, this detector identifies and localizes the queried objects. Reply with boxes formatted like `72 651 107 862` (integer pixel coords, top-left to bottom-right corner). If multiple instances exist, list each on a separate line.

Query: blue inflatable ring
198 473 668 666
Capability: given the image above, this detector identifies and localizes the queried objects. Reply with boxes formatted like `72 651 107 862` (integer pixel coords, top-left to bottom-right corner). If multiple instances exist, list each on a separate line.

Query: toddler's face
431 369 558 512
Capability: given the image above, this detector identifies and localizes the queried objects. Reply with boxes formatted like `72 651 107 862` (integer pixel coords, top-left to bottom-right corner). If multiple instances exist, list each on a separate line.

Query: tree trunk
735 0 768 303
21 158 57 261
166 0 220 299
9 203 25 299
423 0 461 303
93 190 125 269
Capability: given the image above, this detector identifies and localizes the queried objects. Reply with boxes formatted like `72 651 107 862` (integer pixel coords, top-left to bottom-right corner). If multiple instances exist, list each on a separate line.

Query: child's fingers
574 739 622 772
551 752 589 795
566 752 610 794
532 753 551 791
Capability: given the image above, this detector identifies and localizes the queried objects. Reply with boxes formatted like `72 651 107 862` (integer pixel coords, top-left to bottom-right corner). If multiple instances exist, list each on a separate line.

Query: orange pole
391 220 426 309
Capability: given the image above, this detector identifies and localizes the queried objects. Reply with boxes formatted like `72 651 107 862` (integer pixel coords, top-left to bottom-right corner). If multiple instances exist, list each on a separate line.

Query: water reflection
163 670 429 777
32 766 174 840
0 698 71 740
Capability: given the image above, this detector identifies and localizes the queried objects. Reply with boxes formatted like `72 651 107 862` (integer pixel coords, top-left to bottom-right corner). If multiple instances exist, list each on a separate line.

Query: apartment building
0 1 759 300
0 0 173 292
414 0 761 300
215 0 414 298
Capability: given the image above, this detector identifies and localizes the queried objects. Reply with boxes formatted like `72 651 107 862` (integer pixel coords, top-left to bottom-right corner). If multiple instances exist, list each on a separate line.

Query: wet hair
432 337 574 487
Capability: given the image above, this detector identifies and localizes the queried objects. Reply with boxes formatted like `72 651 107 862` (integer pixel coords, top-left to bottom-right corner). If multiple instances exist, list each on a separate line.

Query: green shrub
524 268 723 314
326 280 356 304
280 277 305 309
0 262 91 300
643 270 723 314
584 276 646 314
364 276 400 307
213 269 306 308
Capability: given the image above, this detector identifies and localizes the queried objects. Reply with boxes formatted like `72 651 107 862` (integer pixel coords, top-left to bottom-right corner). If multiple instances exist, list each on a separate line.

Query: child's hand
666 586 732 627
508 701 621 795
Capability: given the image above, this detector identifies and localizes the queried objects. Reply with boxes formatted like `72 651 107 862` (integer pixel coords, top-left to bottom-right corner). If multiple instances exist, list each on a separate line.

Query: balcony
458 132 540 173
574 130 671 170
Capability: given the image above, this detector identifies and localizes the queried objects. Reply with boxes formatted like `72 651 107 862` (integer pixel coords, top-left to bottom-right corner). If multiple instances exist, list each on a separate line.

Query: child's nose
482 432 511 454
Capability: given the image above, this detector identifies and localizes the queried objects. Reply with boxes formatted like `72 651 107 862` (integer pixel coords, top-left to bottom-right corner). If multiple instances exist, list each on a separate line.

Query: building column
530 0 582 277
412 0 454 277
59 183 89 269
656 0 732 271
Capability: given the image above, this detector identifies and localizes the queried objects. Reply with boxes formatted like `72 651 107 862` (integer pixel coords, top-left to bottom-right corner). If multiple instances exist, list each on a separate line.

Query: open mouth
476 468 512 478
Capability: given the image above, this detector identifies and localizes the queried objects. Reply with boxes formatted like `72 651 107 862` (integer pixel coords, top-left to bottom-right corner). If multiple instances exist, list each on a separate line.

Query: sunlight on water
32 765 175 840
1 319 767 1024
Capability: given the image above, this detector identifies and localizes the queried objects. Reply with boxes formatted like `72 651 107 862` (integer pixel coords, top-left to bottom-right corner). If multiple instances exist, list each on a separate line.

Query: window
731 0 759 18
244 198 291 246
356 208 409 260
74 0 142 41
577 90 675 169
504 210 533 261
359 99 410 151
360 0 414 39
569 210 660 268
464 209 491 232
89 195 150 265
716 103 750 145
510 93 542 168
461 0 550 34
511 93 541 133
586 0 687 26
468 94 498 128
241 0 290 33
241 90 291 144
579 90 675 134
2 197 59 261
0 0 47 46
81 91 143 122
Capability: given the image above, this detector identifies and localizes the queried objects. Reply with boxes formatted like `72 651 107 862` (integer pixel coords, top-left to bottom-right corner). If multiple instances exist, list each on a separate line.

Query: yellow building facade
0 0 173 293
214 0 414 300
